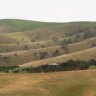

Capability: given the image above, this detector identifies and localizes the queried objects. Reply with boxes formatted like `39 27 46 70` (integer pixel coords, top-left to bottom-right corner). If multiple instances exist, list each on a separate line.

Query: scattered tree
40 52 48 59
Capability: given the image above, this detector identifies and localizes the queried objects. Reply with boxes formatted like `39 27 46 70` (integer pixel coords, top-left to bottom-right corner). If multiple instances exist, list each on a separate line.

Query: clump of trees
0 66 19 73
53 37 60 43
35 33 41 40
75 34 81 42
34 52 37 57
24 45 29 50
31 39 35 42
40 52 48 59
1 56 11 62
83 29 96 39
0 59 96 73
14 53 18 57
22 60 90 73
60 39 69 53
52 50 60 57
41 45 45 48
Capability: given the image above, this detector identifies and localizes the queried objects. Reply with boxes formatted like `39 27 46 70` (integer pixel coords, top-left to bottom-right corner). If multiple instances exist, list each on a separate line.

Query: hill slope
19 47 96 68
0 70 96 96
0 19 96 67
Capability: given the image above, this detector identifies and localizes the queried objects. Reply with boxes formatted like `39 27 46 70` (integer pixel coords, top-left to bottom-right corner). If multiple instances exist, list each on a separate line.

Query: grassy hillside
0 46 65 66
0 70 96 96
0 19 96 44
0 35 96 66
0 35 18 44
0 40 58 53
0 19 96 67
69 36 96 53
19 47 96 68
0 33 96 53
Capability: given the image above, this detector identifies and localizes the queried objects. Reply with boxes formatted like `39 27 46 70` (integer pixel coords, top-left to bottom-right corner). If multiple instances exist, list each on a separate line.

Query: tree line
0 59 96 73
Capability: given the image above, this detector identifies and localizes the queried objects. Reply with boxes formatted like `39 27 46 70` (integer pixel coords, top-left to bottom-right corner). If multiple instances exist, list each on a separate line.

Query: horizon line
0 18 95 23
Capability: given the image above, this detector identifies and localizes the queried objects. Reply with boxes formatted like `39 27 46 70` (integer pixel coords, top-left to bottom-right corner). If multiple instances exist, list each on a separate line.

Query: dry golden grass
0 70 96 96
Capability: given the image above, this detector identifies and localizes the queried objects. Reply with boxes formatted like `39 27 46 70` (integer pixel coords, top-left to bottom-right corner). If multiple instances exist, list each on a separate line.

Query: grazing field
0 70 96 96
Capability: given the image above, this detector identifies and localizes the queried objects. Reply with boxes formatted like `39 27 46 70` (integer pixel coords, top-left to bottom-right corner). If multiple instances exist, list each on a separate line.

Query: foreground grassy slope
0 70 96 96
20 47 96 68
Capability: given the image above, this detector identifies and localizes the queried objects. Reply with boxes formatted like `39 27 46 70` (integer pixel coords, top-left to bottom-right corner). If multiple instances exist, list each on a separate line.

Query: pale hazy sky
0 0 96 22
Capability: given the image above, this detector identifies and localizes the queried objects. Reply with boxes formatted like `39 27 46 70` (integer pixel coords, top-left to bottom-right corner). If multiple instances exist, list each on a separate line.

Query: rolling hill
0 19 96 68
19 47 96 68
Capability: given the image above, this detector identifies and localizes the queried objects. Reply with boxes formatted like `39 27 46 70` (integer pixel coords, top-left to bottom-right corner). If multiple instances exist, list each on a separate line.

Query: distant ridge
0 19 60 32
0 19 96 33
